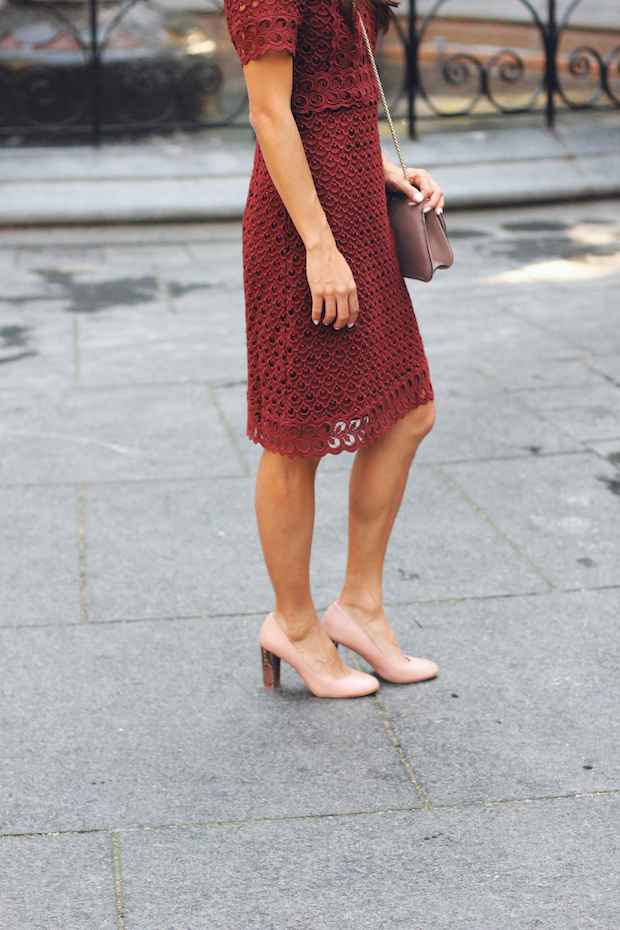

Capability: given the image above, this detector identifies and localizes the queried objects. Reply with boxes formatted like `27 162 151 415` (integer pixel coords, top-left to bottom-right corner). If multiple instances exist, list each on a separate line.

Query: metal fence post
545 0 558 129
88 0 101 145
407 0 418 139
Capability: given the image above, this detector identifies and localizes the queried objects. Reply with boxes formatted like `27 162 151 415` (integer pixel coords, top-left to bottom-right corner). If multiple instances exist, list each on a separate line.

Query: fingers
311 290 323 325
333 293 349 330
408 170 432 204
401 181 424 204
407 169 445 215
322 287 358 330
322 294 337 327
347 287 359 328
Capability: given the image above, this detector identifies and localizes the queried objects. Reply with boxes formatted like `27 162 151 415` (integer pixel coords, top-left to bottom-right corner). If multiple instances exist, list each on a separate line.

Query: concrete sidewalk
0 120 619 225
0 198 619 927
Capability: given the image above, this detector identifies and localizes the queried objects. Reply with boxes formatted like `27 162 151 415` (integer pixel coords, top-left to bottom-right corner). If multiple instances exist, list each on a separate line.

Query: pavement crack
576 357 620 390
206 383 251 477
346 650 431 809
7 585 620 631
112 832 126 930
152 268 177 314
4 789 619 842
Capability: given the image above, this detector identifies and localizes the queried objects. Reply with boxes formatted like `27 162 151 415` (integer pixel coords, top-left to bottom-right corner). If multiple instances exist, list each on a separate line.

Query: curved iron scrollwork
557 42 620 109
399 0 619 137
553 0 620 111
0 0 91 132
414 0 546 118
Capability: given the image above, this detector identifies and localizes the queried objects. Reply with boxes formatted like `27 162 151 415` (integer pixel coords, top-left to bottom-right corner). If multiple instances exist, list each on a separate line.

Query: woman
224 0 444 698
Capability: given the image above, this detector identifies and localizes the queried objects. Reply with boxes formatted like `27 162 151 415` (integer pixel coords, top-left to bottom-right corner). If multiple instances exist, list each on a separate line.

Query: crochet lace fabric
225 0 433 458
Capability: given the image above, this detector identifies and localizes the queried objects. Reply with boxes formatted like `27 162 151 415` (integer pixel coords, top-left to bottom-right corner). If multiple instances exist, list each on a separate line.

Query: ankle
338 593 383 624
273 608 318 643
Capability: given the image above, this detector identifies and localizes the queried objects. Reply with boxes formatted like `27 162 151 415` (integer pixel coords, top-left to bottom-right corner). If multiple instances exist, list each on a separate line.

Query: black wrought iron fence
0 0 617 143
400 0 620 137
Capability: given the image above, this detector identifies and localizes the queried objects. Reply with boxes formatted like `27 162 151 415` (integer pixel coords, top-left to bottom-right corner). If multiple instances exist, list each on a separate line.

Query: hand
384 160 445 216
306 244 359 330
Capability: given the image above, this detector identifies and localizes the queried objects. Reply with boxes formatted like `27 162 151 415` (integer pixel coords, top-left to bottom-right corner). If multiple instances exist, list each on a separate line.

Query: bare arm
243 50 358 329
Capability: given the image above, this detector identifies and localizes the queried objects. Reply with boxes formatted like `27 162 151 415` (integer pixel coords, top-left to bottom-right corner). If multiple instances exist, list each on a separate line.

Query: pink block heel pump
322 601 438 684
259 613 379 698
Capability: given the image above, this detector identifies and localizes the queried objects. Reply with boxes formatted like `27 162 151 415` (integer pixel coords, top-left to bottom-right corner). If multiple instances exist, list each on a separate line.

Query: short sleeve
224 0 302 66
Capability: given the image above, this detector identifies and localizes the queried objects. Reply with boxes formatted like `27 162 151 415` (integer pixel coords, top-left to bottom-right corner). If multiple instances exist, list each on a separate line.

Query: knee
417 401 436 438
259 450 320 499
401 401 435 451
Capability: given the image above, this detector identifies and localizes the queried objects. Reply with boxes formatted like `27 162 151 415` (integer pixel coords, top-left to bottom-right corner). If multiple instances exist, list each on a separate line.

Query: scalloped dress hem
247 381 434 459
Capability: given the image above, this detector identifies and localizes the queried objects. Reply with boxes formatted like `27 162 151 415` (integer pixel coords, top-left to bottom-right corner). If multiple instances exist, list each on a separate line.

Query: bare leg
339 401 436 663
255 449 348 679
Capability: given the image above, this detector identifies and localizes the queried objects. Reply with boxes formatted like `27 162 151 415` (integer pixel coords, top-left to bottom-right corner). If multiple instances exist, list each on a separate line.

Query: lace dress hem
248 376 434 458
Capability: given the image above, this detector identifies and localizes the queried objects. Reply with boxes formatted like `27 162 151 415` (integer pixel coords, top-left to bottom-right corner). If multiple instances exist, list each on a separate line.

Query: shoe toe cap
348 668 380 694
405 657 438 681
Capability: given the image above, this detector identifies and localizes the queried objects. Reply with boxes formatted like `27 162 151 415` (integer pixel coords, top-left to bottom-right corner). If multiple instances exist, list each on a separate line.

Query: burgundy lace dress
224 0 433 458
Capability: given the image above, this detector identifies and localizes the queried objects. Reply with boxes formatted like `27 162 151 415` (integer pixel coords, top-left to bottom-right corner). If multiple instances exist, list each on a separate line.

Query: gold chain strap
355 6 409 182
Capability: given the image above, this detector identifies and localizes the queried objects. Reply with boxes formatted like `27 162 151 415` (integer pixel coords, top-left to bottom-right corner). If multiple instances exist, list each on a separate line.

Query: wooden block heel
261 646 281 690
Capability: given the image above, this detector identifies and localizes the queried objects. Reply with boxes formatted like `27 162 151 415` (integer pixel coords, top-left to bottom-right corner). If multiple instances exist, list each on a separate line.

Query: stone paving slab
444 453 620 591
0 309 75 391
0 486 81 627
77 289 246 388
0 617 420 836
517 377 620 443
408 286 582 372
501 283 620 358
82 477 266 621
475 354 592 394
118 794 620 930
417 308 591 393
0 832 117 930
183 240 245 287
0 383 243 485
101 244 194 269
376 589 619 806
